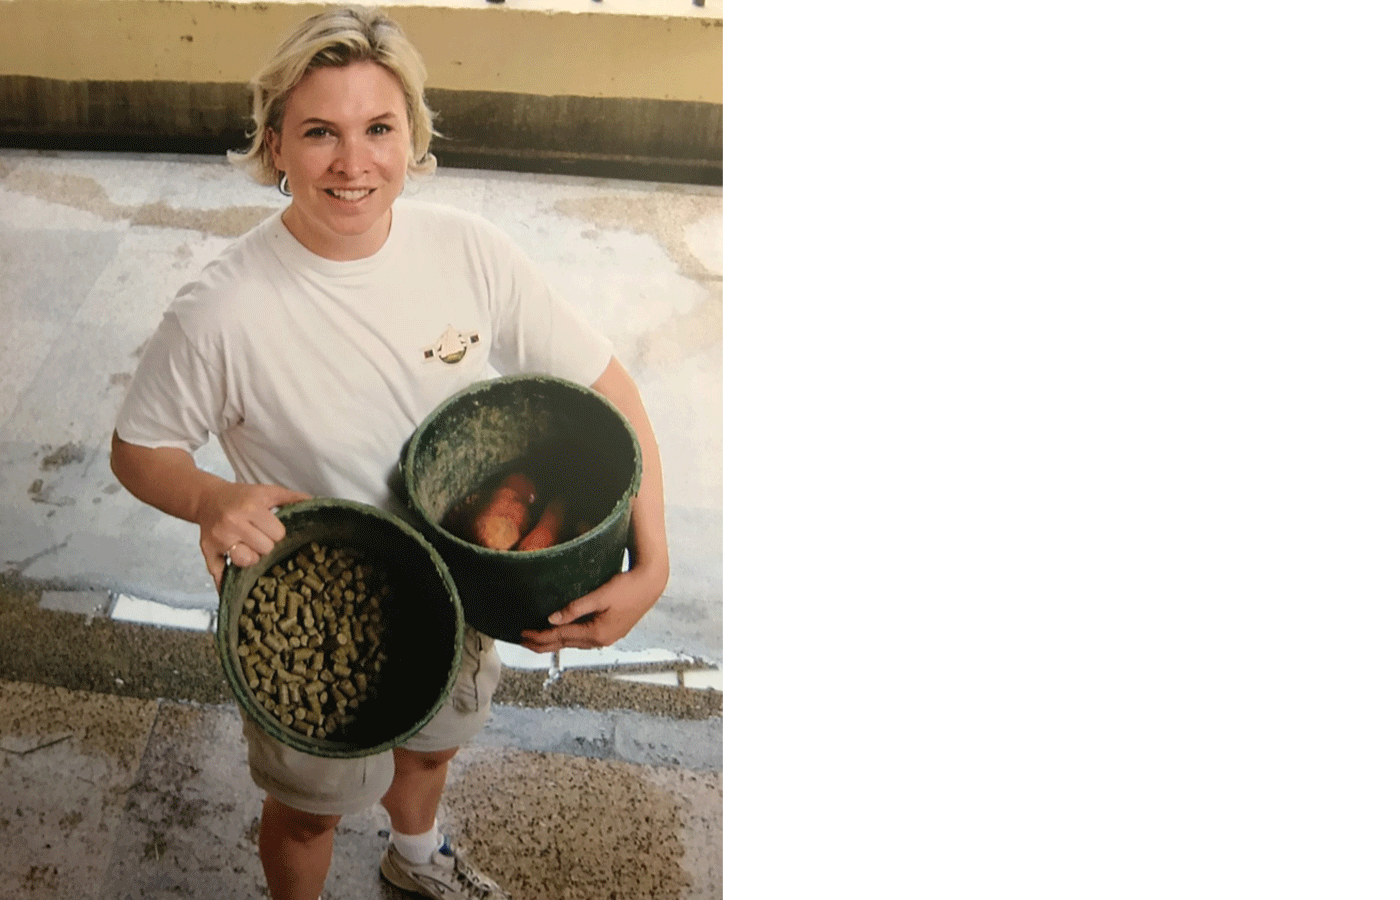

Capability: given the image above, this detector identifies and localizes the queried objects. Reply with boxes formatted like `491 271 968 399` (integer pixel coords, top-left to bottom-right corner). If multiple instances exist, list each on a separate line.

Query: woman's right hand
109 434 314 591
195 481 313 589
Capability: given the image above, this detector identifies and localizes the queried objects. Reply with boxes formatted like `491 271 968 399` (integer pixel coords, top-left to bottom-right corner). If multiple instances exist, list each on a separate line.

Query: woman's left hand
518 561 667 653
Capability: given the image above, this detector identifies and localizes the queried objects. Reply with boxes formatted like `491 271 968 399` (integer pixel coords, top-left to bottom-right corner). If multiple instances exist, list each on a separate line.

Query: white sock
391 818 443 865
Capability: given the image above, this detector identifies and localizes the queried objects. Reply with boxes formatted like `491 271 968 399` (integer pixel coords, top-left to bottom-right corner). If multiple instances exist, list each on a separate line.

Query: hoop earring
277 172 291 196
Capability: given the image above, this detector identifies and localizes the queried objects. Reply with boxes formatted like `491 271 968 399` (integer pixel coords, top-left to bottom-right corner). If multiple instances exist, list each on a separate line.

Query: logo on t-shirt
423 325 480 364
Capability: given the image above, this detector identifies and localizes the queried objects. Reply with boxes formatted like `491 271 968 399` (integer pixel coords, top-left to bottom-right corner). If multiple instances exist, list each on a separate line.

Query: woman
109 7 669 900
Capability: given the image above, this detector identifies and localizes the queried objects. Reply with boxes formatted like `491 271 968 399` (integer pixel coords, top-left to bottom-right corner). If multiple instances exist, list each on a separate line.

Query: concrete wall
0 0 722 183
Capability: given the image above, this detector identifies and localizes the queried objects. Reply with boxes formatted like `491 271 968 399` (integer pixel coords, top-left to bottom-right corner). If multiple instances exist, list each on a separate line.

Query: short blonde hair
228 6 439 185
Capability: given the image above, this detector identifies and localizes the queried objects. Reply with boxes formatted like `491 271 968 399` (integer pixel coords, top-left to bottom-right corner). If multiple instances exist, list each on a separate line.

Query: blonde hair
228 6 439 185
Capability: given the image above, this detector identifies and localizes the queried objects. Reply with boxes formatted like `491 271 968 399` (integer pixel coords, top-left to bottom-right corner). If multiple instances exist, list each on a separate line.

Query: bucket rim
216 497 465 758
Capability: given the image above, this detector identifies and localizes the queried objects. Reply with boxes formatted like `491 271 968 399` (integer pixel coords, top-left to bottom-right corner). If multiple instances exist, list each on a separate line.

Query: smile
326 188 372 201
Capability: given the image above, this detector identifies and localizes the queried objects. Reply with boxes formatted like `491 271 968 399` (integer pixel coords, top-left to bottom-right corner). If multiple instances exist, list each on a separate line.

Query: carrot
516 496 568 551
497 473 538 505
469 473 538 550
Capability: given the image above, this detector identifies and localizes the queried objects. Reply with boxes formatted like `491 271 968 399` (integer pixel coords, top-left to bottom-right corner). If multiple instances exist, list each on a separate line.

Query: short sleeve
478 220 614 387
114 307 234 454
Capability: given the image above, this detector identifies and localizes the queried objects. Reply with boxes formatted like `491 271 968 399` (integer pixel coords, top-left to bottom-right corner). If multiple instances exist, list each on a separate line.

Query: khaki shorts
243 627 503 816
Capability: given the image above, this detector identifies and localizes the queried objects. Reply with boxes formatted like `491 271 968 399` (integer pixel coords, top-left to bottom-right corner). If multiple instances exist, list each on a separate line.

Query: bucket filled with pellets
216 498 464 758
399 374 643 642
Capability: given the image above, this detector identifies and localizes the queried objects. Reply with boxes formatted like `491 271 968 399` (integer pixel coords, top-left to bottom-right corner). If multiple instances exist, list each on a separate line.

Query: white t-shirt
115 199 613 510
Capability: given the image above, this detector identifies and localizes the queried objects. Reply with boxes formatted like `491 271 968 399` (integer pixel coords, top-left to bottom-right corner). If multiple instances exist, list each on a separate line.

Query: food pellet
233 542 394 740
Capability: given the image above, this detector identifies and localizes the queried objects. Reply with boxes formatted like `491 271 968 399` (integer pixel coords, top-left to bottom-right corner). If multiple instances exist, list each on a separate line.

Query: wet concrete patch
1 164 278 237
478 705 721 772
633 282 721 371
0 681 159 899
553 192 721 282
99 701 266 899
553 191 722 372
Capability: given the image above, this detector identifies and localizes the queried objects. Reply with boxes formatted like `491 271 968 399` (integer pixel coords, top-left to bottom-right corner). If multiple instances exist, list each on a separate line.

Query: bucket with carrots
399 375 642 642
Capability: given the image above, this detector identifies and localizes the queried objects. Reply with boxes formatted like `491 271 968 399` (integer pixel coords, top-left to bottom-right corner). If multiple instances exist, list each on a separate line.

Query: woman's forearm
109 430 227 524
590 358 670 591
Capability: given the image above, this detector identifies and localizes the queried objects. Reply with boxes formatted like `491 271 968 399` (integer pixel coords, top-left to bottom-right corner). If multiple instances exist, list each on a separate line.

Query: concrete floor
0 148 721 664
0 149 721 899
0 679 720 900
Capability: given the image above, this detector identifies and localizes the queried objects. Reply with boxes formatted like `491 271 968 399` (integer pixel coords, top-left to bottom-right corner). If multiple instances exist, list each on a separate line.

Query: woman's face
268 61 412 261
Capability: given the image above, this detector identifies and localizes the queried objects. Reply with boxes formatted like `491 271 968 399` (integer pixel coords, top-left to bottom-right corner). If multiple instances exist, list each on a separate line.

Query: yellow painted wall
0 0 722 102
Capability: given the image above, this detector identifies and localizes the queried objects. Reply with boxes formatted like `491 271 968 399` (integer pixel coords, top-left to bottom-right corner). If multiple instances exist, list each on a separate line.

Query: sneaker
380 841 511 900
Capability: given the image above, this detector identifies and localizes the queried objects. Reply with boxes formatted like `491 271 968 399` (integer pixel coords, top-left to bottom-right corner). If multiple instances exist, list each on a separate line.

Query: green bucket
399 374 642 642
217 499 464 758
